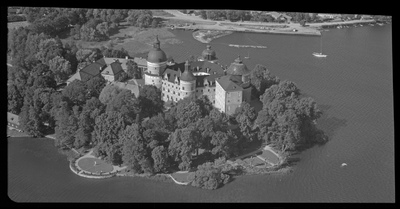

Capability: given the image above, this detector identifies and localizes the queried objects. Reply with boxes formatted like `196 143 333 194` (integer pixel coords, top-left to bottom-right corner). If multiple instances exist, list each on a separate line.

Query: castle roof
67 62 104 83
147 35 167 63
102 60 124 76
226 56 251 76
216 75 243 92
180 61 196 82
201 45 217 61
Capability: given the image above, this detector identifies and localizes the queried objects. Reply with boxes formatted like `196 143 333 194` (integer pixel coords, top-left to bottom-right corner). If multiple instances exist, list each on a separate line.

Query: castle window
163 87 165 91
178 93 180 96
227 100 230 103
182 87 185 90
168 89 170 92
208 89 210 92
213 89 215 91
173 91 175 94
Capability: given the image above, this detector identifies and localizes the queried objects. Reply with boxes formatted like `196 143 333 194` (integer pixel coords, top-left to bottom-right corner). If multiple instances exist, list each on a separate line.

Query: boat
313 52 327 58
313 34 327 58
244 51 250 59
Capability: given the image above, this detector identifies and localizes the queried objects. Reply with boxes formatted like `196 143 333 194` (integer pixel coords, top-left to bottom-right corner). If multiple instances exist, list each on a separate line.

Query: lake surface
8 25 393 202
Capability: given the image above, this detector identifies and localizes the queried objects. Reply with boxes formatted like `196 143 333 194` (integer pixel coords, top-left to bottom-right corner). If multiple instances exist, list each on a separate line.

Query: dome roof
226 56 251 76
147 35 167 63
180 61 196 81
201 45 217 61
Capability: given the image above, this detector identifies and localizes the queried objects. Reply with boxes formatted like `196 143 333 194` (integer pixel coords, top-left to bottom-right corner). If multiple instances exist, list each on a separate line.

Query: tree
99 84 122 105
106 89 141 124
121 124 147 173
70 24 81 40
48 56 72 83
126 60 140 79
191 162 230 190
127 10 153 28
234 101 257 141
151 145 170 173
168 127 199 171
86 76 106 98
199 10 207 19
74 97 105 149
250 64 280 98
116 71 129 82
260 80 300 107
8 84 24 115
27 63 57 90
138 85 164 119
92 111 126 164
62 79 87 107
35 38 64 65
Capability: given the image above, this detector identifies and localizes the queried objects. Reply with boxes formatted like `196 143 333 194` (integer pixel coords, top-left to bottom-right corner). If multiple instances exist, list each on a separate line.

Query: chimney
99 66 102 72
125 56 128 60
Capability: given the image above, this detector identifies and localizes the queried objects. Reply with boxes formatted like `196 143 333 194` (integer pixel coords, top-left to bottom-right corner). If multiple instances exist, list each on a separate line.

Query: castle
144 36 252 115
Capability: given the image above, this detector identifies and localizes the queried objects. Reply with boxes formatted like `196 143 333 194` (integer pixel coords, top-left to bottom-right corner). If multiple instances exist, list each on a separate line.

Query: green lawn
77 157 113 173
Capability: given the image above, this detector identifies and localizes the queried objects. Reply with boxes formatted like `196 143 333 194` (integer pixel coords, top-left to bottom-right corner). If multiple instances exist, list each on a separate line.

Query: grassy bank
62 25 182 57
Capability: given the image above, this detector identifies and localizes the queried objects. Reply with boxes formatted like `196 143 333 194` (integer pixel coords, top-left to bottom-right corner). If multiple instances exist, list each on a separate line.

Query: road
158 10 376 36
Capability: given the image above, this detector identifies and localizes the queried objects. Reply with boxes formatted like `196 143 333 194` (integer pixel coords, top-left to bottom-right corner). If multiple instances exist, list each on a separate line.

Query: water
8 25 393 202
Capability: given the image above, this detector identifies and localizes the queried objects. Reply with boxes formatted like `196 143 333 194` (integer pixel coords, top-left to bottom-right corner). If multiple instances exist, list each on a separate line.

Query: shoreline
192 30 233 43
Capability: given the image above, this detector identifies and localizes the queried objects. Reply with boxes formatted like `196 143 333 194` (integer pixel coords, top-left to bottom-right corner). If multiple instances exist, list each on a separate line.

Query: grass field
77 157 113 173
60 24 182 57
260 150 280 165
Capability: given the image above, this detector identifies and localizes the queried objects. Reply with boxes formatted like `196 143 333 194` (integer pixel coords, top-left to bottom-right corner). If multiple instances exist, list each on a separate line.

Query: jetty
229 44 267 49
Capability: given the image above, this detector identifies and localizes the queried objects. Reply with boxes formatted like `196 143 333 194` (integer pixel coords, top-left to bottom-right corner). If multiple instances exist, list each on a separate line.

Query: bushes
8 15 26 22
191 161 230 190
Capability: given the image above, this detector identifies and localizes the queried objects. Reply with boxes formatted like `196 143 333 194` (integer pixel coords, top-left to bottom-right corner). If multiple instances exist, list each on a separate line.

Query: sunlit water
8 25 393 202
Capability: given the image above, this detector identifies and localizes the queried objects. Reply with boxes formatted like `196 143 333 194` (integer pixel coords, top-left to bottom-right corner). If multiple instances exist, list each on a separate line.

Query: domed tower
226 56 252 102
145 35 167 89
200 45 218 62
180 61 196 99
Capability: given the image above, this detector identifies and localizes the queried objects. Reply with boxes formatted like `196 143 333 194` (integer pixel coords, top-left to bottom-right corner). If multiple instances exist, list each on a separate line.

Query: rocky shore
192 30 233 43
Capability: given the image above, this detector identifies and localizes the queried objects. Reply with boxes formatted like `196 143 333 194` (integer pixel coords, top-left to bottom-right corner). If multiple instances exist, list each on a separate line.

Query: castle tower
145 35 167 89
225 56 252 103
180 61 196 99
200 45 218 62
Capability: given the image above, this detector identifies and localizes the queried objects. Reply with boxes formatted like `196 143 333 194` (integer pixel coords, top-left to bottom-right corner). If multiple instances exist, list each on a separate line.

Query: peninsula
8 7 337 190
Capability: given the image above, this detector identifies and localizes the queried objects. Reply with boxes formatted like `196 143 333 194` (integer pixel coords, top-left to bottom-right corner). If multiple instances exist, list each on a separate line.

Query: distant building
66 60 105 85
66 56 147 85
144 36 253 115
8 112 22 131
265 12 292 22
317 13 342 20
361 15 373 20
101 59 124 82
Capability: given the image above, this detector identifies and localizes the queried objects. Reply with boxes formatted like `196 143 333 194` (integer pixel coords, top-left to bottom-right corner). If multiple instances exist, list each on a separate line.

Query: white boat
244 51 250 59
313 52 327 58
313 35 327 58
